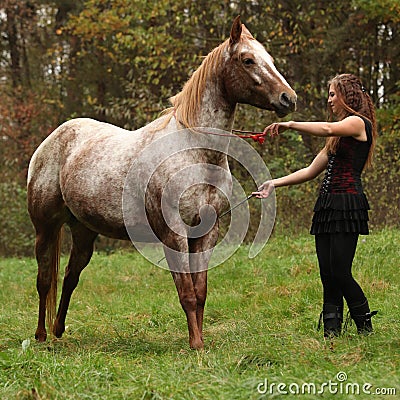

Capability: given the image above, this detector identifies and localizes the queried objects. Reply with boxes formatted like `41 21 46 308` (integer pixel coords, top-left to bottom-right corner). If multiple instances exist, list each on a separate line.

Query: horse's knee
179 292 197 313
195 291 206 308
193 275 207 306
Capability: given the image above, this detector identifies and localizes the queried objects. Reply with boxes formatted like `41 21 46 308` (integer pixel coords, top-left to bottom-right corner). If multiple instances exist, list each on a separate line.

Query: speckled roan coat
27 16 296 350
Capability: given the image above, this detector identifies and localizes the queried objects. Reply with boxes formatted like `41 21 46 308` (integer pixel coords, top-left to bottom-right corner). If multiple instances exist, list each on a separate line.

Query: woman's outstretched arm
264 116 366 140
253 148 328 198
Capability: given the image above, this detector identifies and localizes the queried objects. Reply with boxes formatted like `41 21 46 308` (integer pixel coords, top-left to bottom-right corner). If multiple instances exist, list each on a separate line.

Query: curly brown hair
325 74 377 168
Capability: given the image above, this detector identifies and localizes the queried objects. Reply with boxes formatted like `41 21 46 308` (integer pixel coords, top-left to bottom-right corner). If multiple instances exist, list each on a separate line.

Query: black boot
318 304 343 338
348 300 377 335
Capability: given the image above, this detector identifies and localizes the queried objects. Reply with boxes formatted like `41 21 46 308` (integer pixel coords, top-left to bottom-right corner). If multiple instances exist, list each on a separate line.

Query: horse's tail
46 228 62 334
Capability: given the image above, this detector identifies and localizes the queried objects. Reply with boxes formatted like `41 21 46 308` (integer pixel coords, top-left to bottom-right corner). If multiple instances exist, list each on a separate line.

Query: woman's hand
252 180 275 199
263 121 291 137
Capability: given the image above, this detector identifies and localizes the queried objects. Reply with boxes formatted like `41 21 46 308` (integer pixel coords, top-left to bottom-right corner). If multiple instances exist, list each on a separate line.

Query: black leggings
315 232 366 307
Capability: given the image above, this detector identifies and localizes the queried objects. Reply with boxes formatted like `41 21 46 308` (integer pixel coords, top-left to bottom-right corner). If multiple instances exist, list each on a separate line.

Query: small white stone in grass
22 339 30 352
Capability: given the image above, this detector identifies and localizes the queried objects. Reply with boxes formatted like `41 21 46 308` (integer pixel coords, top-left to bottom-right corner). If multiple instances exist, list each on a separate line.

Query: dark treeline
0 0 399 256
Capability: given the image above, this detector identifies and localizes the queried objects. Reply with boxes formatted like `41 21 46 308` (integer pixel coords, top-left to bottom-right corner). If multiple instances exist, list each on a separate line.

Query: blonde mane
163 39 231 128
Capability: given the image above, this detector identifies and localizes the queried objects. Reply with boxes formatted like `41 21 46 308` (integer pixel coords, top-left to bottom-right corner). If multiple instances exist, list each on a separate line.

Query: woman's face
327 84 341 115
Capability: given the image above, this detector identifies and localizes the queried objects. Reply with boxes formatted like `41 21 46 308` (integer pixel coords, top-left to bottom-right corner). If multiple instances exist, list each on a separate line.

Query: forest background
0 0 399 256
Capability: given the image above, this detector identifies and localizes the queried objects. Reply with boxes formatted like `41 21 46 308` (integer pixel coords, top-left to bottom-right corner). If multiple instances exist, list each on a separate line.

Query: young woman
253 74 378 337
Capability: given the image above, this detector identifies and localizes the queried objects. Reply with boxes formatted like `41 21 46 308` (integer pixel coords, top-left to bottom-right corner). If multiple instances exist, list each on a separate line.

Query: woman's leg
329 232 376 333
329 232 365 305
315 234 343 307
315 234 343 336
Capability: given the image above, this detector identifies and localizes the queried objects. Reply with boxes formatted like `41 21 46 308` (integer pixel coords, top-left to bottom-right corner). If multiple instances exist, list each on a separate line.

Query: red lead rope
231 129 267 144
172 111 268 144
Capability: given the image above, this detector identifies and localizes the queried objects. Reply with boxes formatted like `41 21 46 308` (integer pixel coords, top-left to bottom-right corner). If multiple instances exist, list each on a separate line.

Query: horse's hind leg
34 223 63 342
53 220 98 338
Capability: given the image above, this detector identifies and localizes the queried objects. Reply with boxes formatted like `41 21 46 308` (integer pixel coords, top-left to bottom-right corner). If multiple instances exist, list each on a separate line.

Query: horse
27 16 296 350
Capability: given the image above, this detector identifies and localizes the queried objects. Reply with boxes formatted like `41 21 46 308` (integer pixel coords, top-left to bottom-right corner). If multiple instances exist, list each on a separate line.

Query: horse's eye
243 58 255 66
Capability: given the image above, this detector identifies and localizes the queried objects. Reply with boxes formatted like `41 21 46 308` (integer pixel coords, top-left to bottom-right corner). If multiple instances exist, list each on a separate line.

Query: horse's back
27 118 132 225
28 117 140 182
27 116 173 237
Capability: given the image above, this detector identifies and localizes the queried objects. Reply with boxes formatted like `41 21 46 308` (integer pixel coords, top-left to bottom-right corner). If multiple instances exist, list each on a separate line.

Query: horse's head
224 16 297 117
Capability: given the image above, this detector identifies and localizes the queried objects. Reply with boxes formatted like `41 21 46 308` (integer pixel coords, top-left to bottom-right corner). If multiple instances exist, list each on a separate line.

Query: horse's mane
162 39 231 129
159 31 256 131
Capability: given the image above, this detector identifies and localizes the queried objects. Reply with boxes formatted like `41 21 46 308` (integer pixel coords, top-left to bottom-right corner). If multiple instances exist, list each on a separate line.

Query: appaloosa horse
27 16 296 349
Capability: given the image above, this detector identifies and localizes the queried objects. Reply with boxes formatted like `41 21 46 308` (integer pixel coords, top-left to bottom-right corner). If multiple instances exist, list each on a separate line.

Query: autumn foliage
0 0 399 255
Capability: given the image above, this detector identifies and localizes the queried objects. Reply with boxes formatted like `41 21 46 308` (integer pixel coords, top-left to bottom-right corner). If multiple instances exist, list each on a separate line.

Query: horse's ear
230 15 242 45
241 24 254 38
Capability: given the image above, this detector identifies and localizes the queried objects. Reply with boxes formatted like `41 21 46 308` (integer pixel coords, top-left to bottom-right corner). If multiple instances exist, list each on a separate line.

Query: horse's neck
197 84 236 131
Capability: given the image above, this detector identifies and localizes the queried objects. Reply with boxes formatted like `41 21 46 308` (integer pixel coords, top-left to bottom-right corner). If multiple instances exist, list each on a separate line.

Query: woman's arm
253 148 328 198
264 116 366 140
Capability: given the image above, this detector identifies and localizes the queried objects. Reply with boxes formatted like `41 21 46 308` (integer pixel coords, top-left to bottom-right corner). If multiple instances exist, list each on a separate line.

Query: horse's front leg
164 237 203 350
188 224 219 344
170 270 204 350
190 270 207 342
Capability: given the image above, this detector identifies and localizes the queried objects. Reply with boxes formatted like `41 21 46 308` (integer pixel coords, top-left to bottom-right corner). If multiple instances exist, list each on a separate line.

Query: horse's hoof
35 330 47 342
189 339 204 350
53 322 65 338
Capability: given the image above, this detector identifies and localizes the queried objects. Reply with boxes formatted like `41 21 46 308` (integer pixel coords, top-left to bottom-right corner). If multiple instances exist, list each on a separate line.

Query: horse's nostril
280 92 291 107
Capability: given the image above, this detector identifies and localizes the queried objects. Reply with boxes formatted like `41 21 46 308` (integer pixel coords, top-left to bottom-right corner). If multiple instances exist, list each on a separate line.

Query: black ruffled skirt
310 193 370 235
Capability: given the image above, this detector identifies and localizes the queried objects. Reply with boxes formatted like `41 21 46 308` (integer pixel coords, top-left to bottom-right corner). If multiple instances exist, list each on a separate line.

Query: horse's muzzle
275 91 297 117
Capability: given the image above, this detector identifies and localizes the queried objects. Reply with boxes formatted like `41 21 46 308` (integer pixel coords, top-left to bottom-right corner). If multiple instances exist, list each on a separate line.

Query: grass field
0 229 399 399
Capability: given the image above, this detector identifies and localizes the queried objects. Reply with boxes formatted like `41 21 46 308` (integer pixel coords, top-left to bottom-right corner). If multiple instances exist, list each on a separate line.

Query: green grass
0 229 399 399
